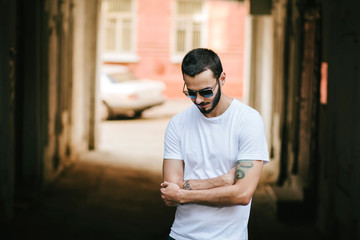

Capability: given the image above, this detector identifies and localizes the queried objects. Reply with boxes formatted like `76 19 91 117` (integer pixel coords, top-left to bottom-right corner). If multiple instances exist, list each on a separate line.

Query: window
102 0 138 62
172 0 206 62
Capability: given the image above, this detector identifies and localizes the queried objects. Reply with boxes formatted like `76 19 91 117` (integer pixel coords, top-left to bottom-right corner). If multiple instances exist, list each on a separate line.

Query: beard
196 86 221 115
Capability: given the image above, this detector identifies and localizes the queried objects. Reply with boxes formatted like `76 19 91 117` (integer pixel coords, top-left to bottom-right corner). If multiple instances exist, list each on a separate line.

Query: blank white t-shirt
164 99 269 240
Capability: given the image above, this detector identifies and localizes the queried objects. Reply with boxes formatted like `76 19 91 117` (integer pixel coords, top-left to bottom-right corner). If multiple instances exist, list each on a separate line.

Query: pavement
1 100 326 240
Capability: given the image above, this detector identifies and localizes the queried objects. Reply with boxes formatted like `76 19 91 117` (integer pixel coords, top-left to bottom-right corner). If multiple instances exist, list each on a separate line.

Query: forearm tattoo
235 160 254 180
183 180 192 190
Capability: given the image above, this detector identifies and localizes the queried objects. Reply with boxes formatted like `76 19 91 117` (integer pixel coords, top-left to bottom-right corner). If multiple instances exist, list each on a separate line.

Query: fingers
160 181 181 206
161 191 178 206
160 181 169 188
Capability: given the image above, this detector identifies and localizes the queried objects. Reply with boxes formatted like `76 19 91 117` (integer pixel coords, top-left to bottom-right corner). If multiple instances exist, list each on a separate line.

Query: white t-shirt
163 99 269 240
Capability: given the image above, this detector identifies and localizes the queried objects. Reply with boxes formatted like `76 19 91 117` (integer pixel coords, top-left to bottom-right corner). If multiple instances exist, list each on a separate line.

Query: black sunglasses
183 81 218 99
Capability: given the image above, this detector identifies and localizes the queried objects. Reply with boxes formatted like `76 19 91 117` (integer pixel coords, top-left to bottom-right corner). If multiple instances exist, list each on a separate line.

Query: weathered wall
43 0 72 183
35 0 99 185
316 0 360 238
0 0 99 220
265 0 360 238
71 0 101 155
0 0 16 220
245 14 277 183
266 0 287 184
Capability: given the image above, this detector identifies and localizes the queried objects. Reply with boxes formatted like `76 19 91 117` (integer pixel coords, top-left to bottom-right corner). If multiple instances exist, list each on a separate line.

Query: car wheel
100 101 111 120
134 110 144 118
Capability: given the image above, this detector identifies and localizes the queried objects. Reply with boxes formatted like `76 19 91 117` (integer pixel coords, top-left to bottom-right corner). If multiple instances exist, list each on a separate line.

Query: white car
100 65 166 119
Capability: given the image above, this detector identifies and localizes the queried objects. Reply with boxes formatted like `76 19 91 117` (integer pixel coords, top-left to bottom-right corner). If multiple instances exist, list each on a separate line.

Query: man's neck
204 95 233 118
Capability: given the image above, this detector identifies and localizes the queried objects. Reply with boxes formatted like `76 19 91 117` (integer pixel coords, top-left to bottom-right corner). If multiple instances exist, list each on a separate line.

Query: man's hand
160 181 183 206
222 167 236 186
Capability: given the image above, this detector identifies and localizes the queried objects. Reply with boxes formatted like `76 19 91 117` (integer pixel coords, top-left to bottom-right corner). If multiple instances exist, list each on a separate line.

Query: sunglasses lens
187 91 197 98
184 84 216 98
199 89 213 98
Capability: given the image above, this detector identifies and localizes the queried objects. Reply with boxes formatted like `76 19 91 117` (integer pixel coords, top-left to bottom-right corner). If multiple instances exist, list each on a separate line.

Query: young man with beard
160 48 269 240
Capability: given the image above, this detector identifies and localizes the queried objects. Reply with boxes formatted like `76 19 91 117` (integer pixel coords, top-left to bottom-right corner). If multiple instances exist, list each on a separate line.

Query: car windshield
107 72 137 83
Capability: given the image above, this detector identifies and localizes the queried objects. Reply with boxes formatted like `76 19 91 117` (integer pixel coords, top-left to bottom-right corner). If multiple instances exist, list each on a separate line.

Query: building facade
100 0 248 98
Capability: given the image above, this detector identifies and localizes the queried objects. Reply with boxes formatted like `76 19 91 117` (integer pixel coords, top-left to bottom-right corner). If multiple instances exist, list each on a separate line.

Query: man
160 48 269 240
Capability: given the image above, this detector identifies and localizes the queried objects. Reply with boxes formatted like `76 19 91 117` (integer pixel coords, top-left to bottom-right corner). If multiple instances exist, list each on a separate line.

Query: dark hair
181 48 223 80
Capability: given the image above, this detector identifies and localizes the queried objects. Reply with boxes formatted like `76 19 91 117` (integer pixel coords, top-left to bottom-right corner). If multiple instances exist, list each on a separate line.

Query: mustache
196 102 210 106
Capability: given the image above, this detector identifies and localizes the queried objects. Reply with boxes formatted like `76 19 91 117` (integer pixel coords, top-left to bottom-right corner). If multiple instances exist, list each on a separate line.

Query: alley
2 100 325 240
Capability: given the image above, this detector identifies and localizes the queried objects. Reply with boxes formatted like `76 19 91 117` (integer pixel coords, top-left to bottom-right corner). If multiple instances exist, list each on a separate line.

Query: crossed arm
160 159 263 207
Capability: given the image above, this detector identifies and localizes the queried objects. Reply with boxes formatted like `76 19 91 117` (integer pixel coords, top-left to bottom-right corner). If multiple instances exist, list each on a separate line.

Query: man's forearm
181 168 235 190
179 160 254 190
182 177 228 190
180 184 250 206
181 161 261 206
161 161 263 207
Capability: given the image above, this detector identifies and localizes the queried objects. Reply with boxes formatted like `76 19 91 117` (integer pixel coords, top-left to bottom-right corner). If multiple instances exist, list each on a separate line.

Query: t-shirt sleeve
163 117 183 160
237 111 269 162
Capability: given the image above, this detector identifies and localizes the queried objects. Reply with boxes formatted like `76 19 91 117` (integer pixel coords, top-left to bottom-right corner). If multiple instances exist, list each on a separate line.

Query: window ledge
102 53 139 63
170 54 185 64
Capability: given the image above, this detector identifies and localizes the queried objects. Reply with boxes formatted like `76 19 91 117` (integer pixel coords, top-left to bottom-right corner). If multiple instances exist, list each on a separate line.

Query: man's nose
195 92 204 104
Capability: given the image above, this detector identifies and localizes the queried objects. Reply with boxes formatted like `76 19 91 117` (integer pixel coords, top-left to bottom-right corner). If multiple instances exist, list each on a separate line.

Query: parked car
100 65 166 119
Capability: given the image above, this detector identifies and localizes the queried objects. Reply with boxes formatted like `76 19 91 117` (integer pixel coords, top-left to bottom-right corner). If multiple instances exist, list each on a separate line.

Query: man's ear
220 72 226 86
